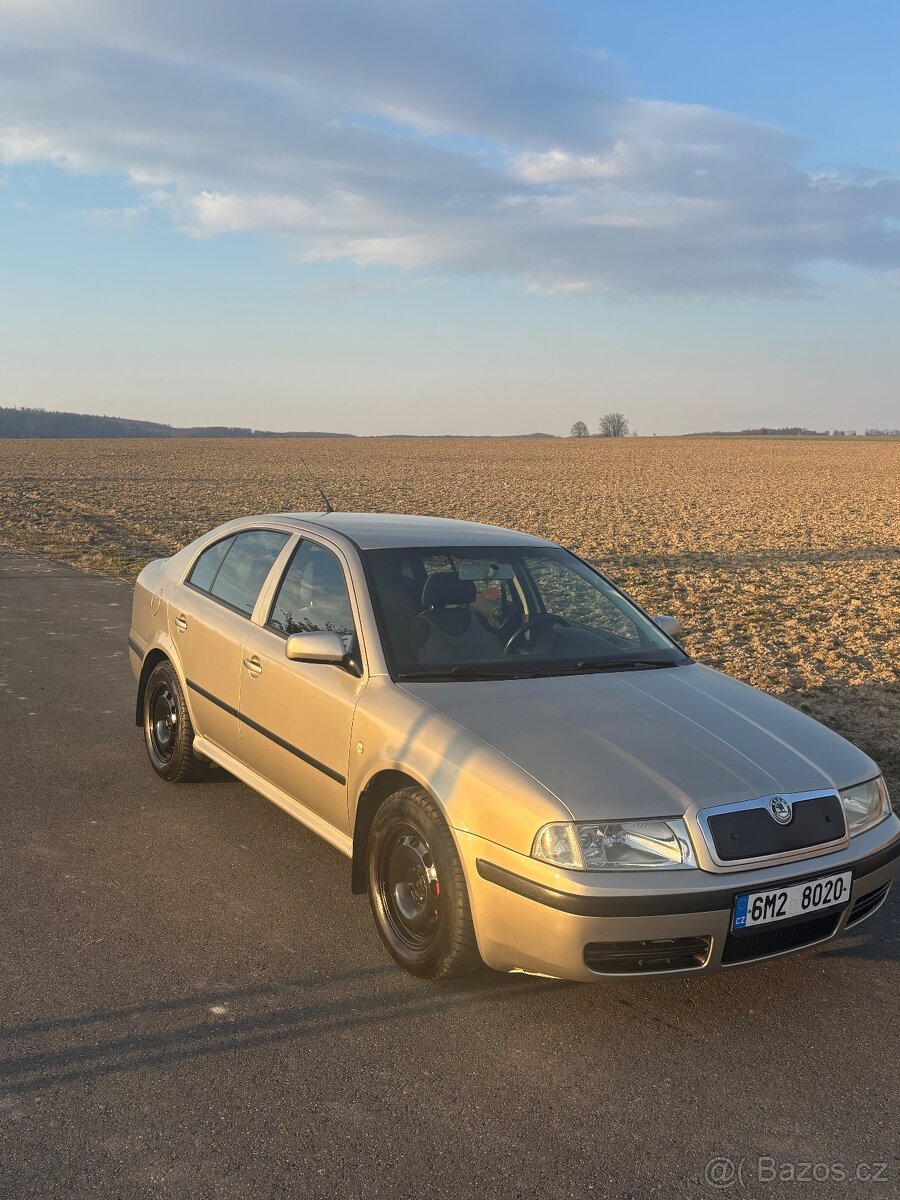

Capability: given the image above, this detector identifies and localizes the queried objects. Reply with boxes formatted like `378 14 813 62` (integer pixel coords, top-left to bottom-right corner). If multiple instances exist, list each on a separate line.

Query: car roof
270 511 555 550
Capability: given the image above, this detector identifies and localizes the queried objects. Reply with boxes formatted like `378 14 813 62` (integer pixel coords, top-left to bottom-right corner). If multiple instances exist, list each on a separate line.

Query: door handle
174 614 188 633
243 655 263 677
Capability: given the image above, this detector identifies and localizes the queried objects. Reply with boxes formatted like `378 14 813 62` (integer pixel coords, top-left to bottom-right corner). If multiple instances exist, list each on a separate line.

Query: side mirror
654 614 683 639
285 631 347 665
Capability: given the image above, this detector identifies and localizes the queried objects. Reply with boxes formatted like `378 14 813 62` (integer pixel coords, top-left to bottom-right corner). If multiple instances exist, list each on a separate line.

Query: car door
168 528 290 757
238 536 365 836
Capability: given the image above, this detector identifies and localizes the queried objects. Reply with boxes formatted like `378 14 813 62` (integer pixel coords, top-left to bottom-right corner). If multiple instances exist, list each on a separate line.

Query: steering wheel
503 613 570 655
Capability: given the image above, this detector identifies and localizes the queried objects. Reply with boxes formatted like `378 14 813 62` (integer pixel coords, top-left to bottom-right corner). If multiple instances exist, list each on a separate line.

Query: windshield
363 545 688 680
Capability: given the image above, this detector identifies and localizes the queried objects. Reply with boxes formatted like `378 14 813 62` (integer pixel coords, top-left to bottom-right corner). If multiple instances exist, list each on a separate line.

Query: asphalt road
1 549 898 1200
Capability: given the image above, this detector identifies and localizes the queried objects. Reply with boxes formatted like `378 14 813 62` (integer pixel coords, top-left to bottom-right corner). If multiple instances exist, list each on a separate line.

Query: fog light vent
847 882 891 928
584 936 711 975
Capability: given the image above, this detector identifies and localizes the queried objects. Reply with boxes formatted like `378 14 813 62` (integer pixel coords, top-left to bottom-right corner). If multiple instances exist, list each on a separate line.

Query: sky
1 1 899 436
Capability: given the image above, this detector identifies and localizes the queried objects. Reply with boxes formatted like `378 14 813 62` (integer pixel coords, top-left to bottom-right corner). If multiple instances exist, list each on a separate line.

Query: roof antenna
296 444 335 513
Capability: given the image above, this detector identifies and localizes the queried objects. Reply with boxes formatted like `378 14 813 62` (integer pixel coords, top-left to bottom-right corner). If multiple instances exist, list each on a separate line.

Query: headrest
421 571 476 610
300 554 345 603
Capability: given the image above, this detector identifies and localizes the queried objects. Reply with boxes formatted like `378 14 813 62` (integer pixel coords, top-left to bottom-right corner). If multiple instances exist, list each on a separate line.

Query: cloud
187 192 315 235
82 204 148 228
1 0 899 295
513 149 623 183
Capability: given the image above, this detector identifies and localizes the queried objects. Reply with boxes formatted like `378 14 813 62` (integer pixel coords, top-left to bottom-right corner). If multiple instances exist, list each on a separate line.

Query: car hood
399 663 877 820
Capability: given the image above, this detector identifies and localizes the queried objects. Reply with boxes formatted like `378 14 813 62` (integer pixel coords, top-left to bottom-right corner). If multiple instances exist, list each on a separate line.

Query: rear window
193 529 289 616
187 536 235 592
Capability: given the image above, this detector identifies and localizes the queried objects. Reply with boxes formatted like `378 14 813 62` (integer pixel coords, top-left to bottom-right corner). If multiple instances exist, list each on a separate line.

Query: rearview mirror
285 631 347 665
458 562 515 581
654 614 683 638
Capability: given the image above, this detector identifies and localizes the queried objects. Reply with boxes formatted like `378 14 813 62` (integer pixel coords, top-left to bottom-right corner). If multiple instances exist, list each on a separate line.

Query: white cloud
1 0 899 295
188 192 315 235
513 149 624 183
82 204 147 228
0 127 77 167
528 279 594 295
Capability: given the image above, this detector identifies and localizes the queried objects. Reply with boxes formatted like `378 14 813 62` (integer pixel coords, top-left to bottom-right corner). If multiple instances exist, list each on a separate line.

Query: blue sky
1 1 898 435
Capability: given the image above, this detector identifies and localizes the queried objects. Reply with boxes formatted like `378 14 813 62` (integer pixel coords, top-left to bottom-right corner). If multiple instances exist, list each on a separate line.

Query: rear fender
133 630 194 728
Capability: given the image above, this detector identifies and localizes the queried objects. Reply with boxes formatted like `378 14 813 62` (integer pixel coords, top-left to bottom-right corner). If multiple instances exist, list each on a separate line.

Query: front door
239 538 365 836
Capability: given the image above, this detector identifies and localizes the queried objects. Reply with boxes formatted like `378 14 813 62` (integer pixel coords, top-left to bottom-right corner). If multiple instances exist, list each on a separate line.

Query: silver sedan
129 512 899 980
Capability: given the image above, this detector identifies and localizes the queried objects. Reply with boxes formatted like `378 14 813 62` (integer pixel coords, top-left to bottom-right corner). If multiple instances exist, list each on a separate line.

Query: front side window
200 529 289 616
364 545 686 680
268 540 355 644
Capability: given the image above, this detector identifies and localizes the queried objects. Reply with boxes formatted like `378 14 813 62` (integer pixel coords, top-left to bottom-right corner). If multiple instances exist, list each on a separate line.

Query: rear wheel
142 660 208 782
367 786 482 979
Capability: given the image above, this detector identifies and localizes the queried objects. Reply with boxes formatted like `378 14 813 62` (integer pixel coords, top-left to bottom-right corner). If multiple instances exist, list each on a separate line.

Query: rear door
168 528 290 756
238 536 366 836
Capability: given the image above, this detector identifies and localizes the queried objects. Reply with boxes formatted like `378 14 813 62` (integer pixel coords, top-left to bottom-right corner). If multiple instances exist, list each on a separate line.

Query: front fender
349 677 571 856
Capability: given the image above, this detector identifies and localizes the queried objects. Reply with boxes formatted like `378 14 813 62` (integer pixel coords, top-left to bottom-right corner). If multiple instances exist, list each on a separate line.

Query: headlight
532 819 697 870
840 776 892 836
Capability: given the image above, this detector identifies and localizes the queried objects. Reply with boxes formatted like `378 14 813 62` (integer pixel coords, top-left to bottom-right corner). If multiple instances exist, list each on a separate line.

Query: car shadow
817 892 899 963
0 968 570 1096
202 764 243 785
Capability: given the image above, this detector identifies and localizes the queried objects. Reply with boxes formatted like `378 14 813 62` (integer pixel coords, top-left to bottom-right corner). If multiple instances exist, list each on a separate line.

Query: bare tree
569 420 590 438
598 412 629 438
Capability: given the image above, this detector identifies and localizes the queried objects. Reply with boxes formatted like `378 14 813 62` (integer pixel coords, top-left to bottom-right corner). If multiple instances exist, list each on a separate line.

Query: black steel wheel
367 786 482 979
149 679 178 764
142 659 208 782
378 823 443 952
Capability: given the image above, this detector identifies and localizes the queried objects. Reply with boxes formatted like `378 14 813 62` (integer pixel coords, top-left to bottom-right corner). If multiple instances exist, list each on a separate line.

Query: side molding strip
186 678 346 785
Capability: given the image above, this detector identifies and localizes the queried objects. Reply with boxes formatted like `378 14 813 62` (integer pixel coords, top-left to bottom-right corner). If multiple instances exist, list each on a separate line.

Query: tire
367 786 482 979
142 660 208 783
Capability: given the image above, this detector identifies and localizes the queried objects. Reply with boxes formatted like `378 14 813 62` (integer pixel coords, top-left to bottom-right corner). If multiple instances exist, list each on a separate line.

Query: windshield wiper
398 652 681 681
397 654 682 682
565 656 680 674
398 663 547 681
449 664 547 679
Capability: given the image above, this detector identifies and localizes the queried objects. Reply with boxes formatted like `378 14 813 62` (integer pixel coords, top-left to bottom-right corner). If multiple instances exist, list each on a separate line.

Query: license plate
732 871 851 932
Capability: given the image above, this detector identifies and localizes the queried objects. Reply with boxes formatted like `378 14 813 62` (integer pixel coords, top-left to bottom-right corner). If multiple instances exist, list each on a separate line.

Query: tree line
570 413 632 438
0 407 352 439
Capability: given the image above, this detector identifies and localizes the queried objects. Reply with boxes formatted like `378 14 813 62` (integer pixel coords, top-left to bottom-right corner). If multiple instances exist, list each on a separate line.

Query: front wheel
367 787 482 979
142 660 208 783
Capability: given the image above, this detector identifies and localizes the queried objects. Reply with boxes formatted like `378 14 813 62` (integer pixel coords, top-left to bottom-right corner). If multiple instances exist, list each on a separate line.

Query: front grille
721 912 840 965
847 882 891 927
707 793 844 862
584 936 711 975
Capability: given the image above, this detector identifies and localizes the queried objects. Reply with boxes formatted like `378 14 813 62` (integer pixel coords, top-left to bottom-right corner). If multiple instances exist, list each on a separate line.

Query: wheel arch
351 768 439 894
135 649 169 725
134 645 193 727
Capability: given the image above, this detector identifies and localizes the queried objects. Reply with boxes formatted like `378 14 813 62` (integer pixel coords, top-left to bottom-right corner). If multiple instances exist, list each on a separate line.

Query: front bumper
460 816 900 981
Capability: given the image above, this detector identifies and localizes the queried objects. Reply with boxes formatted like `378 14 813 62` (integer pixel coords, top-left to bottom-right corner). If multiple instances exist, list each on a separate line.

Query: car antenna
296 443 335 513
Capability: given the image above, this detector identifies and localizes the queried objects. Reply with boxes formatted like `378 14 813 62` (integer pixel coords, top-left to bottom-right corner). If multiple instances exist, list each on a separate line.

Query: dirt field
1 435 898 791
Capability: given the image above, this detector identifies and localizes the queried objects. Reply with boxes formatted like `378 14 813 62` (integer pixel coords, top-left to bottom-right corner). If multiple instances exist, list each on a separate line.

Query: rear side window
188 536 235 593
202 530 289 616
